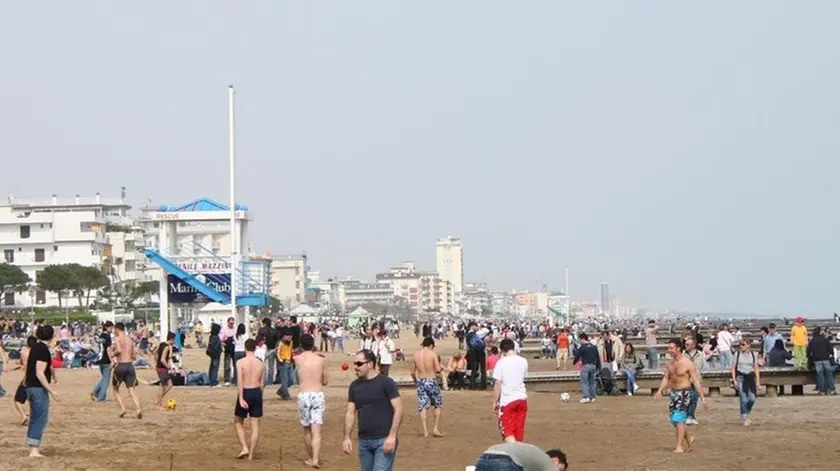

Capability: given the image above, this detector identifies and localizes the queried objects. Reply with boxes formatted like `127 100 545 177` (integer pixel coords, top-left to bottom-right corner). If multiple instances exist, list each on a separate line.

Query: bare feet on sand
304 459 321 468
20 416 28 426
236 450 249 459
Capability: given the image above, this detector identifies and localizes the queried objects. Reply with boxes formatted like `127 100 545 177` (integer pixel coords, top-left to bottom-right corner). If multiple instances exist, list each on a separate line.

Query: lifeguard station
142 197 270 337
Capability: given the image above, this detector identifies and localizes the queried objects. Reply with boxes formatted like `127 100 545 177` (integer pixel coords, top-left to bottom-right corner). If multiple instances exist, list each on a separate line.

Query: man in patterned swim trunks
295 334 327 468
655 339 707 453
410 336 444 437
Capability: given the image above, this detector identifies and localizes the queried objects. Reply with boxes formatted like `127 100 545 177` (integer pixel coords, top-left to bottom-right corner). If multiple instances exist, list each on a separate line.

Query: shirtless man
410 336 444 437
234 339 265 460
111 322 142 419
654 339 707 453
138 320 150 357
295 334 327 468
154 332 175 411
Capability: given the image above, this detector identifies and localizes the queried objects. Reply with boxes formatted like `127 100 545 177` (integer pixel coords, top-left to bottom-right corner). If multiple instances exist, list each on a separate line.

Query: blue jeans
736 375 756 417
687 384 699 419
719 350 734 368
26 387 49 447
647 347 659 370
358 437 397 471
223 351 233 383
208 356 220 386
92 364 111 402
276 362 294 399
264 349 276 385
623 368 637 392
814 360 836 393
232 352 245 385
580 364 597 399
336 337 344 353
186 372 211 386
474 453 524 470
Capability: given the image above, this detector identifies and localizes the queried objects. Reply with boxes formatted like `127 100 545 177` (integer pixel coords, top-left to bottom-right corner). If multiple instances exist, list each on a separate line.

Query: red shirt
556 333 570 349
486 354 500 370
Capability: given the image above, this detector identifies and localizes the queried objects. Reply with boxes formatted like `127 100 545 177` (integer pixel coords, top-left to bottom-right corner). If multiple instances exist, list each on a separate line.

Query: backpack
468 332 485 351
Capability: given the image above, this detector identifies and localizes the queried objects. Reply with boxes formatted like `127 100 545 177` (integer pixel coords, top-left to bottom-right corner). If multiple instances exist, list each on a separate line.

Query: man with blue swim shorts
654 339 707 453
410 336 445 437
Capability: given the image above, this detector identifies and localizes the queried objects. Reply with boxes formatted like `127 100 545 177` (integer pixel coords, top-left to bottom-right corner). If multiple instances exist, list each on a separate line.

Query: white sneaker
627 392 633 396
633 384 640 392
686 418 698 425
224 382 231 387
579 398 590 404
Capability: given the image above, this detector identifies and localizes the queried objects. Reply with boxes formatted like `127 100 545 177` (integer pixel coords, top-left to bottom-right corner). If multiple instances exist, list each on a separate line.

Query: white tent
290 304 316 315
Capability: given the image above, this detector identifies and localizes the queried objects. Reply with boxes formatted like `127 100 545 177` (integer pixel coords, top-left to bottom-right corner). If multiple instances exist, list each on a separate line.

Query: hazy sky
2 2 839 315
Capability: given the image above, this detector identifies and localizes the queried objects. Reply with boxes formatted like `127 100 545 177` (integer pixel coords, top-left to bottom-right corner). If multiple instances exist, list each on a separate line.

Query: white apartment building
419 273 451 314
268 253 308 310
463 281 492 313
340 281 393 309
375 261 422 312
0 193 137 308
436 235 463 296
307 270 340 308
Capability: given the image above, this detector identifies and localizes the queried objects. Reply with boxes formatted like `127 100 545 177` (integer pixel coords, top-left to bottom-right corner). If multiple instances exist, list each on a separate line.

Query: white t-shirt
717 331 733 352
255 344 267 361
492 354 528 406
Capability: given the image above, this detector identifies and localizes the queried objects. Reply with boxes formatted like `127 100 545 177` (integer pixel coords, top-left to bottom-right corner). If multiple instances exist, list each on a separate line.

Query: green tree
37 265 73 309
0 263 31 303
73 265 109 307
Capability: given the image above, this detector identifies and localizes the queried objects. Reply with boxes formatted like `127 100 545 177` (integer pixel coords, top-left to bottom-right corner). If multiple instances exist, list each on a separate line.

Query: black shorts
140 338 150 353
14 384 27 404
113 363 137 388
234 388 264 419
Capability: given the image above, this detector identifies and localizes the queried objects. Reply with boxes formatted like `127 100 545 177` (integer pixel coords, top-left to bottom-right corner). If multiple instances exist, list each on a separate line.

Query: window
4 249 13 263
20 225 30 239
3 292 14 306
36 290 46 304
295 280 301 289
34 249 45 262
53 245 58 251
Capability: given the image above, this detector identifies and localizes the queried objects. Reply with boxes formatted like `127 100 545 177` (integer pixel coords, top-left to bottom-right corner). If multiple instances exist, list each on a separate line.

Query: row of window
4 246 61 263
4 291 47 306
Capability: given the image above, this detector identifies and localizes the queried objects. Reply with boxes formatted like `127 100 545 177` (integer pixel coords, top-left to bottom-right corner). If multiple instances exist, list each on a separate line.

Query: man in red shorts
492 338 528 442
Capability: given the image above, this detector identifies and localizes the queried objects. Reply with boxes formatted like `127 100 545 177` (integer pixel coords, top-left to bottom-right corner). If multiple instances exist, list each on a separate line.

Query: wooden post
765 385 778 398
708 387 721 396
792 384 804 396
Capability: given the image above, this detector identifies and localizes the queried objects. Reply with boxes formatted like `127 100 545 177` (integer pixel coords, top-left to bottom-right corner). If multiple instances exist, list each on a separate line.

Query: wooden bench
393 367 819 397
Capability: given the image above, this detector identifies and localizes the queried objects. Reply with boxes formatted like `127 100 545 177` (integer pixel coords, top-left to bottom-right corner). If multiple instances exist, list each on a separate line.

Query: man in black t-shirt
91 321 114 403
342 350 402 471
257 318 279 384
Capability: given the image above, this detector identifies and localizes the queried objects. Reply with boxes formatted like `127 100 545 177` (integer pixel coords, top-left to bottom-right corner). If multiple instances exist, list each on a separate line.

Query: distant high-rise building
435 235 463 296
600 282 610 314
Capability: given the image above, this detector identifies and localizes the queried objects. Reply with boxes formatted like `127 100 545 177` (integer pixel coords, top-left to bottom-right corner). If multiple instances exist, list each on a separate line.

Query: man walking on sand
342 350 402 471
295 334 328 468
655 339 708 453
410 336 444 437
294 334 327 468
493 338 528 443
111 322 142 419
234 339 265 460
154 332 176 411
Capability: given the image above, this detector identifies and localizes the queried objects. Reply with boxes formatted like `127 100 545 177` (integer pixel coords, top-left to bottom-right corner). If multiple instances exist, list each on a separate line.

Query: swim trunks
416 377 443 411
113 363 137 388
156 367 171 385
235 387 264 418
140 338 150 353
297 391 326 426
669 389 691 425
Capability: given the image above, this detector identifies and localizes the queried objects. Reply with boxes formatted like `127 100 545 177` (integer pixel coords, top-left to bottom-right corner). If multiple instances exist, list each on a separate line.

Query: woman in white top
374 331 395 376
232 323 247 385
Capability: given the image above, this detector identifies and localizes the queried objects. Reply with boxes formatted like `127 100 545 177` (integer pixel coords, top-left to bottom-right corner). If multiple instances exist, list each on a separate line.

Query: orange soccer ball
341 362 349 371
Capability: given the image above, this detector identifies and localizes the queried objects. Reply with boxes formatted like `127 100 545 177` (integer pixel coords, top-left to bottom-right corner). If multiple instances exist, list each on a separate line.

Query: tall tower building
436 235 463 295
600 282 610 315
